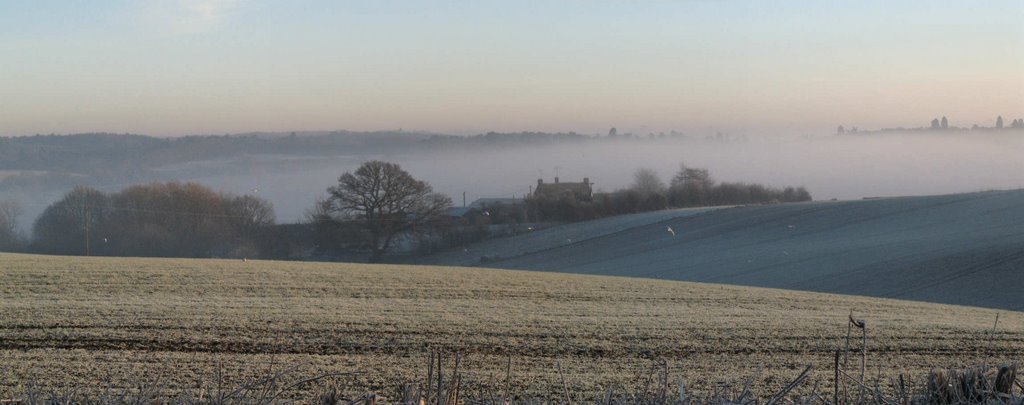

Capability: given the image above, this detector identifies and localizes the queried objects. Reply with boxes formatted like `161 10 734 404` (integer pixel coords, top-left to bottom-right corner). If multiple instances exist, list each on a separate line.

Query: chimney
537 178 543 187
554 177 559 184
583 177 589 186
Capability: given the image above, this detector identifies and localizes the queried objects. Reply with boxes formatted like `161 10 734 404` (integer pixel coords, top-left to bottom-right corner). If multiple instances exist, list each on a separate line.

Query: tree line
11 160 811 261
29 182 274 258
838 115 1024 134
525 163 811 223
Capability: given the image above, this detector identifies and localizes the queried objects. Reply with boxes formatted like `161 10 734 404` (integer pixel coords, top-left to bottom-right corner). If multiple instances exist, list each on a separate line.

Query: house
533 177 592 201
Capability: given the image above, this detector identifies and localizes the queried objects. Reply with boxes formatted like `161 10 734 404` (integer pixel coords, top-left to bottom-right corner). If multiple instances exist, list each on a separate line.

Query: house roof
534 181 592 199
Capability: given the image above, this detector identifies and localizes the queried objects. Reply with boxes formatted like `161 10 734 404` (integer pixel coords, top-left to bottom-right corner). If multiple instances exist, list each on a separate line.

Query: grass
1 252 1023 402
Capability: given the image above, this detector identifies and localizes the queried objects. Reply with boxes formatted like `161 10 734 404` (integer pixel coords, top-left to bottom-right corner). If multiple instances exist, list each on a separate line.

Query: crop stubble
1 253 1021 400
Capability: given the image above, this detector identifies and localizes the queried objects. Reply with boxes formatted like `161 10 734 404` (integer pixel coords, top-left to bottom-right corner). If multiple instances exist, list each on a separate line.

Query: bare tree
226 194 275 231
31 186 108 255
671 164 713 190
305 195 335 224
0 200 23 251
631 168 666 196
669 163 715 207
327 161 453 262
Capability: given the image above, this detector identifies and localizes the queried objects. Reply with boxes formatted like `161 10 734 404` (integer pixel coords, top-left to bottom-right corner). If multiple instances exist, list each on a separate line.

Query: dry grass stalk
5 355 1021 405
926 365 1017 405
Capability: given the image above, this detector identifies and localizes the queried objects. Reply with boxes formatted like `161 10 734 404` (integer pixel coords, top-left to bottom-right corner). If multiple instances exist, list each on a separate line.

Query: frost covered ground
422 190 1024 310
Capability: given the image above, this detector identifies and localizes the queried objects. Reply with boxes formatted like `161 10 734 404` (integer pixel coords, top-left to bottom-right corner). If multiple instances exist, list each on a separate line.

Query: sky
1 1 1022 137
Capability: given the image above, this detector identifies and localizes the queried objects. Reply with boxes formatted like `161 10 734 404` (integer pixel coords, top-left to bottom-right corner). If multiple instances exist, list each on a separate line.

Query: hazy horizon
4 1 1024 227
2 1 1022 137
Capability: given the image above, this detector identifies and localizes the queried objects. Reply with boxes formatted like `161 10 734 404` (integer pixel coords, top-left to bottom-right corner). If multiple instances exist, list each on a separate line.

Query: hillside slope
417 206 720 265
426 190 1024 310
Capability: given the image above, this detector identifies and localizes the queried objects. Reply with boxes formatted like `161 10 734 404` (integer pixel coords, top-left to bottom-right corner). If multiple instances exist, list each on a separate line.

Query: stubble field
1 253 1022 401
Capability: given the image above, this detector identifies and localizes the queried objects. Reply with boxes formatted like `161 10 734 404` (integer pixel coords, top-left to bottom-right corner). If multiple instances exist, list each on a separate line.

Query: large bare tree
327 160 452 261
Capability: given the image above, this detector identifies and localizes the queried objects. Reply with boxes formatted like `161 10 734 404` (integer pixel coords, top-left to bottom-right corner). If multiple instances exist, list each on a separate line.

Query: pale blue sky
1 1 1021 136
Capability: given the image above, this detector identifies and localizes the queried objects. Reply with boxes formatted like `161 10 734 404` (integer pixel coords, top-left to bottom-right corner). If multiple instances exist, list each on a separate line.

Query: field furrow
1 253 1022 401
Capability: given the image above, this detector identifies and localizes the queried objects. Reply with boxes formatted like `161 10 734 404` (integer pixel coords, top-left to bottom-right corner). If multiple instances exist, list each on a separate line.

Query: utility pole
81 201 90 256
463 192 466 207
85 210 90 256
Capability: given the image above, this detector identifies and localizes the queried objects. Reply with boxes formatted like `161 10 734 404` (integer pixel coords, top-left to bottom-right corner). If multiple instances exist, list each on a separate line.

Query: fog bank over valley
2 130 1023 227
197 132 1024 223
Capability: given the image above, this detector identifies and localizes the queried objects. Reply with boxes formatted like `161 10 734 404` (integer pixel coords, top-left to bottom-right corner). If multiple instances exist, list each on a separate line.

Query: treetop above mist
837 115 1024 135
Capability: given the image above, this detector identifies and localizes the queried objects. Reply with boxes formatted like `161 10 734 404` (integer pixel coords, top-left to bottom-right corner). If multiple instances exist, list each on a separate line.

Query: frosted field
417 206 720 266
2 253 1021 400
423 190 1024 310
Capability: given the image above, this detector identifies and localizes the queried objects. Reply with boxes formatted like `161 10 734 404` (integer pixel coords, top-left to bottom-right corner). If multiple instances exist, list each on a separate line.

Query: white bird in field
666 226 676 236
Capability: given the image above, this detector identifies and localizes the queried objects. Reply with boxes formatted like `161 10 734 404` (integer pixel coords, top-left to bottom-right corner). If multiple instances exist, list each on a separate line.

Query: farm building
533 177 593 201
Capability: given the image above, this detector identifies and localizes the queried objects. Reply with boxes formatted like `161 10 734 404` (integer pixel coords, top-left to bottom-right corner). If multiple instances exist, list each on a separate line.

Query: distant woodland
2 126 1020 178
0 131 619 175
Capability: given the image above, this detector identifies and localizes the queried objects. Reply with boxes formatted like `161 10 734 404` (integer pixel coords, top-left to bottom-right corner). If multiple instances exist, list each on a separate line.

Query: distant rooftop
534 177 593 201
